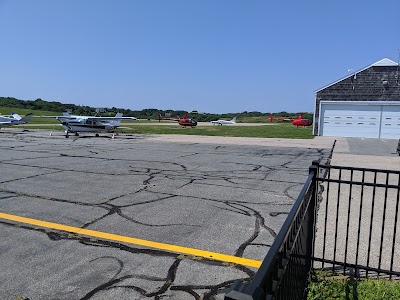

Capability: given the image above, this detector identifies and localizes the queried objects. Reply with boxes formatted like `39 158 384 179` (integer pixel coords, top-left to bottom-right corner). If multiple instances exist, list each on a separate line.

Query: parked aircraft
41 112 137 138
211 117 237 126
269 113 312 127
158 112 197 127
0 112 33 128
291 115 312 127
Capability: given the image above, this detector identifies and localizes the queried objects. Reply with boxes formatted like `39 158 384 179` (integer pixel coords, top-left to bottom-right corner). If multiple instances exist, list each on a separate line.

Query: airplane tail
158 112 162 122
109 113 123 126
231 117 236 123
62 112 71 117
183 112 188 119
269 113 273 123
11 112 22 120
298 114 302 119
21 113 33 123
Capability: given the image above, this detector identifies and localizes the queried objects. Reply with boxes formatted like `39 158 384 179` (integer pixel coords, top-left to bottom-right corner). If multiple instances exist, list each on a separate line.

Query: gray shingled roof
314 58 399 93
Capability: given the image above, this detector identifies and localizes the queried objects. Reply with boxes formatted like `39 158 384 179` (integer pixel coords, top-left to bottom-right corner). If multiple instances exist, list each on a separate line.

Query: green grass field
23 123 313 139
1 107 314 138
122 123 313 138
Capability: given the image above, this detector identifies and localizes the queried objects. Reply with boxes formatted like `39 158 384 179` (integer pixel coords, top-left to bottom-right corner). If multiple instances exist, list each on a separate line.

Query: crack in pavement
0 220 254 299
0 134 334 299
0 168 65 184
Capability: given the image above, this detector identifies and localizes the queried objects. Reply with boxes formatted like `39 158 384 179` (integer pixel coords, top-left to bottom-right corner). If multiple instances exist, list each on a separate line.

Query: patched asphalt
0 130 335 299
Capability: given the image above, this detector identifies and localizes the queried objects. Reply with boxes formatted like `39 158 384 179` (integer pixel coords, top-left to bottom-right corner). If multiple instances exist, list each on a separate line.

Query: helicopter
269 113 312 127
158 112 197 127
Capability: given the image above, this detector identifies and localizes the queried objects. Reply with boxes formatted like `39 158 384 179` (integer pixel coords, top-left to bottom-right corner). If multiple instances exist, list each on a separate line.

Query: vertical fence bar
310 162 319 272
378 173 390 276
366 171 378 278
355 171 365 272
306 163 318 300
333 169 342 273
344 169 354 275
321 167 331 269
389 175 400 280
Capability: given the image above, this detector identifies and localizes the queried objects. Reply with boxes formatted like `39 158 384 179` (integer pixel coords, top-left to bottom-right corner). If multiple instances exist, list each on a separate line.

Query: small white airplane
211 117 237 126
41 112 137 138
0 112 33 128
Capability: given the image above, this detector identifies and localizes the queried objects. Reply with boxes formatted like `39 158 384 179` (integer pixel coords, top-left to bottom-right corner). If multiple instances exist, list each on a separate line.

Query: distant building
314 58 400 139
96 107 106 113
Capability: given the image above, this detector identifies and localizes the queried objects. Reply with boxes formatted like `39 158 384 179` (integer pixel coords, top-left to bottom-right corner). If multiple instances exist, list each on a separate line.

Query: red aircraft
158 112 198 127
269 113 312 127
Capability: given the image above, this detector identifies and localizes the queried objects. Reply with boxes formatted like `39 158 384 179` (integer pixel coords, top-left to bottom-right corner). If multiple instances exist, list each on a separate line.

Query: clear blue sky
1 0 399 114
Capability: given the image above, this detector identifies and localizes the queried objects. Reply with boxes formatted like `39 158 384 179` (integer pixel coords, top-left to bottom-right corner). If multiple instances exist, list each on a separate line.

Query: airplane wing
41 115 77 119
85 116 137 121
41 115 136 120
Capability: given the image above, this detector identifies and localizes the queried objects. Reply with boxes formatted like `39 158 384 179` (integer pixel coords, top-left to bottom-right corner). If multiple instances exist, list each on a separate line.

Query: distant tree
0 96 312 121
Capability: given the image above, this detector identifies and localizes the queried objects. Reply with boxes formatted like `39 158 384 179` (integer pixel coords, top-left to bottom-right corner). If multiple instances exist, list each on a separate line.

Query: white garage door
380 106 400 139
320 103 400 139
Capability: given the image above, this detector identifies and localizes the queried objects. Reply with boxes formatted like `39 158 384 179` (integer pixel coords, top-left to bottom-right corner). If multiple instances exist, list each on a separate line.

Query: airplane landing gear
75 132 79 136
95 133 99 137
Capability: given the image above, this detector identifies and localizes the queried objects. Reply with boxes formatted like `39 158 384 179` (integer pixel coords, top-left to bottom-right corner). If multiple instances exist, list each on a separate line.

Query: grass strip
18 123 314 139
307 270 400 300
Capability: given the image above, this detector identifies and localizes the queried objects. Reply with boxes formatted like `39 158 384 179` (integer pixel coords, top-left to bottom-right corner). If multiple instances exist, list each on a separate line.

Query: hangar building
313 58 400 139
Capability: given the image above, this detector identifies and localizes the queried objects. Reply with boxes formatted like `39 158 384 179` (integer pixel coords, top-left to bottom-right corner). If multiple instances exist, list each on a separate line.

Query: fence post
307 160 319 273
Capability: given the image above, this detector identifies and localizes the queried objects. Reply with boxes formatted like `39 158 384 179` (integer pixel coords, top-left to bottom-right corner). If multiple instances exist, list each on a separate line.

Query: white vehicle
41 112 137 138
211 117 236 126
0 112 33 128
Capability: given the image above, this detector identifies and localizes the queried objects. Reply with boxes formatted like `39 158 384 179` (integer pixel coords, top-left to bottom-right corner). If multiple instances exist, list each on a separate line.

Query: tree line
0 97 313 122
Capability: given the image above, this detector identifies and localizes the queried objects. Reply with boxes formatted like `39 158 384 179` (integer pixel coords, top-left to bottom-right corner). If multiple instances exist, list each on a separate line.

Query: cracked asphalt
0 130 335 300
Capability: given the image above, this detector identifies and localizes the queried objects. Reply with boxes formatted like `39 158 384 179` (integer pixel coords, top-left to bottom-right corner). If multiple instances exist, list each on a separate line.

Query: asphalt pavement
1 130 398 299
330 137 400 170
0 130 334 300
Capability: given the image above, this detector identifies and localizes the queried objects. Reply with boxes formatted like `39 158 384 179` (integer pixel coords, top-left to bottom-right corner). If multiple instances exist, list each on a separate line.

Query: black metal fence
225 161 400 300
314 163 400 279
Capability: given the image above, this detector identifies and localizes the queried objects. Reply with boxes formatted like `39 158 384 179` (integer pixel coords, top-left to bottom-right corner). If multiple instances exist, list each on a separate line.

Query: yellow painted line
0 212 262 268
